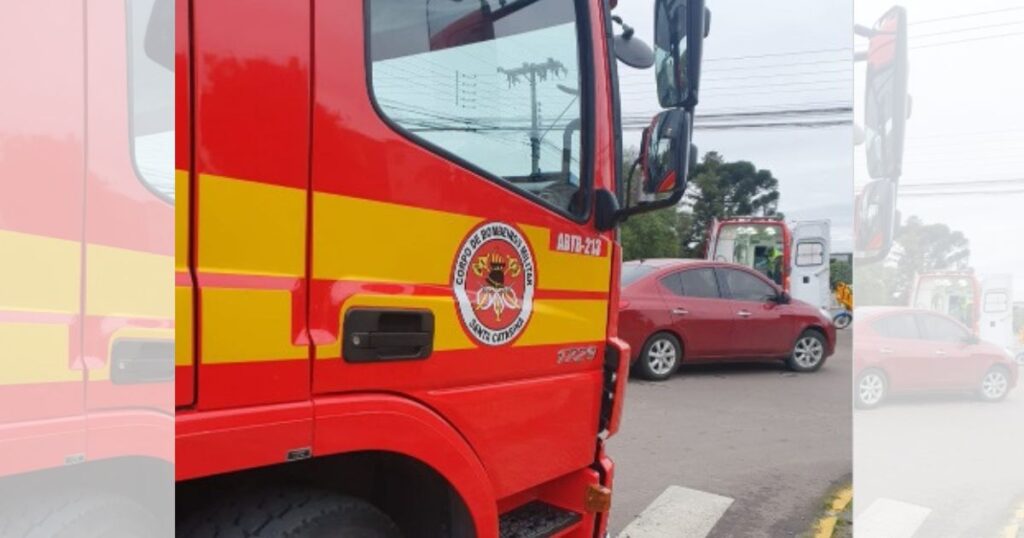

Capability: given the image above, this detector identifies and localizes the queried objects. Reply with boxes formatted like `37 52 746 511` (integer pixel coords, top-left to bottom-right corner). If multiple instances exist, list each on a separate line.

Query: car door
716 268 790 356
915 313 987 391
868 312 930 391
657 268 733 359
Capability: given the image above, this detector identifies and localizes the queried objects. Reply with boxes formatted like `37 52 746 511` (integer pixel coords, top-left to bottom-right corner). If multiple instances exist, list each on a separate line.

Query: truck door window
128 0 174 201
367 0 587 218
795 241 824 267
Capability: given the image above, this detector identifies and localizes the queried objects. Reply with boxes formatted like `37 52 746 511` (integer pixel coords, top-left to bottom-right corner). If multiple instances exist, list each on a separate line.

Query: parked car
853 307 1019 409
619 259 836 381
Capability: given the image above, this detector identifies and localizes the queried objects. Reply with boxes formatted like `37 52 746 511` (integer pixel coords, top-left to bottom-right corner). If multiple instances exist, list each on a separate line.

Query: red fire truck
175 0 708 536
0 0 174 534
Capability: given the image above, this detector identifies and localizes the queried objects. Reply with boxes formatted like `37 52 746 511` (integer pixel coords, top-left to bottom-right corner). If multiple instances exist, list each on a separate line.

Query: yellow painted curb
812 485 853 538
999 503 1024 538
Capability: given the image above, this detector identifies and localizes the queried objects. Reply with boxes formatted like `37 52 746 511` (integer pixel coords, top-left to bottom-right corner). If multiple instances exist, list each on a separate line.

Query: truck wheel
978 366 1011 402
855 369 887 410
634 333 682 381
0 492 159 538
786 330 826 372
178 488 401 538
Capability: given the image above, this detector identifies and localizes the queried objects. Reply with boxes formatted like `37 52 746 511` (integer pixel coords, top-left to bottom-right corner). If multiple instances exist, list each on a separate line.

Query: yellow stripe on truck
85 244 172 319
516 299 609 346
176 286 193 367
313 192 481 285
201 288 307 364
0 230 80 314
521 225 611 293
0 323 80 385
198 174 306 278
176 169 189 272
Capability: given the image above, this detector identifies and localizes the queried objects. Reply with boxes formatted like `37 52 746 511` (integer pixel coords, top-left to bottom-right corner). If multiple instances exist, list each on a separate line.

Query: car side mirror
962 334 980 345
773 291 791 304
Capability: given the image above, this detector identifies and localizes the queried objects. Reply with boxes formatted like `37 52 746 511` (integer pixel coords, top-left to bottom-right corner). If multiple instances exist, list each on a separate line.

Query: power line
909 6 1024 25
913 30 1024 49
702 46 850 62
911 19 1024 39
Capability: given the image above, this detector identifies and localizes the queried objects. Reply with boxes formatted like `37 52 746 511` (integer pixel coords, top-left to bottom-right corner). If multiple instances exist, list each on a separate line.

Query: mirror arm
609 189 684 228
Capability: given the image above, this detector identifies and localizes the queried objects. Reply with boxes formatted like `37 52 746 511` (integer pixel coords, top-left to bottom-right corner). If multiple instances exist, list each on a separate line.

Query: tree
829 259 852 289
677 152 782 256
619 147 680 260
854 215 971 306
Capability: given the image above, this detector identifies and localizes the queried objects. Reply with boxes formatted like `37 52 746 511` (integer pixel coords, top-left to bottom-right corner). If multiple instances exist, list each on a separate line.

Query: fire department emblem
452 222 536 346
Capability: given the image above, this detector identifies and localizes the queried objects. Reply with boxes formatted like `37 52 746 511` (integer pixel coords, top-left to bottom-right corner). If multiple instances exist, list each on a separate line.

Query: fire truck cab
175 0 708 536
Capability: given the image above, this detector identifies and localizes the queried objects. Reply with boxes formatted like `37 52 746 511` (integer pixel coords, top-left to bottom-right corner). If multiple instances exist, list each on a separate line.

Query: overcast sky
614 0 854 251
852 0 1024 300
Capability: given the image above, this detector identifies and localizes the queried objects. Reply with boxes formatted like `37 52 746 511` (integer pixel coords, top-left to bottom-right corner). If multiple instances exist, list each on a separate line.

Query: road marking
856 498 931 538
617 486 733 538
812 485 853 538
1000 499 1024 538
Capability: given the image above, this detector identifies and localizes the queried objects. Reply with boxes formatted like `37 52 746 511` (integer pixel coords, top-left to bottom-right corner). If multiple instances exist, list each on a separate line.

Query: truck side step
499 501 581 538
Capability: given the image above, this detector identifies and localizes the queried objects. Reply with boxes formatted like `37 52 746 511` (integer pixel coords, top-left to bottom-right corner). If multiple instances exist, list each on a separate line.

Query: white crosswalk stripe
856 498 932 538
617 486 734 538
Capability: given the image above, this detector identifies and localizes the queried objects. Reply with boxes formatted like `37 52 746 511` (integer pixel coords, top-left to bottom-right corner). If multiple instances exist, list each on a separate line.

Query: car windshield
621 264 656 287
711 223 785 285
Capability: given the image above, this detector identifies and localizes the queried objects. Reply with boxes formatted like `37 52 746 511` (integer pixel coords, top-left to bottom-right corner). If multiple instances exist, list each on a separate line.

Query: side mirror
773 291 791 304
612 16 655 69
864 6 909 180
641 109 691 195
962 334 981 345
854 177 898 263
654 0 709 109
605 110 691 229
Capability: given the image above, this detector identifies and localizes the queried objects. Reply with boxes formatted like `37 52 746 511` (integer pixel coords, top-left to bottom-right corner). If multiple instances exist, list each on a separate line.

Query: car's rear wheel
855 369 887 409
978 366 1010 402
786 330 827 372
1015 351 1024 367
635 333 682 381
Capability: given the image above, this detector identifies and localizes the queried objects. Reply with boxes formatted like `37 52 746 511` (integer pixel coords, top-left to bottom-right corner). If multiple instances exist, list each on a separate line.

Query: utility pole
498 58 567 175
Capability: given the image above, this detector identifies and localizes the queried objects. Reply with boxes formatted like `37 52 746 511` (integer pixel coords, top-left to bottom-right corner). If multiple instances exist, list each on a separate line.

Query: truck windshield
712 223 785 285
368 0 585 217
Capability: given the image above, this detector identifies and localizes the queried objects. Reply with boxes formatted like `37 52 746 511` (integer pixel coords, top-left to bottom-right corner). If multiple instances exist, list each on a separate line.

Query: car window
676 268 720 298
621 264 656 287
916 314 969 343
719 268 775 302
128 0 174 202
870 313 918 339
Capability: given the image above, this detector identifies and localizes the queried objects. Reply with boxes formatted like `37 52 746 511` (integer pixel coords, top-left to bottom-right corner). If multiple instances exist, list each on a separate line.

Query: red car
619 259 836 381
854 307 1019 409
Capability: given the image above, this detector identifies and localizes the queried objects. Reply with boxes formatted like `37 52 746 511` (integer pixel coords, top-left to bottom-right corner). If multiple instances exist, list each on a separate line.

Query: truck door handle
672 308 689 315
934 349 947 356
879 347 893 354
343 308 434 362
737 310 752 318
111 339 174 384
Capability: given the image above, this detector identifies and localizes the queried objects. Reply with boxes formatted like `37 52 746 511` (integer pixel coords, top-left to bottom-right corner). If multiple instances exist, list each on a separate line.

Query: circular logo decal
452 222 536 347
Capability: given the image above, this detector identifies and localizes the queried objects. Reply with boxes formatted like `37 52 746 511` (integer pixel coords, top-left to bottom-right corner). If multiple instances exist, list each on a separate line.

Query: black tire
0 491 159 538
978 366 1011 402
833 312 852 330
785 330 827 372
178 488 401 538
855 369 887 410
633 332 682 381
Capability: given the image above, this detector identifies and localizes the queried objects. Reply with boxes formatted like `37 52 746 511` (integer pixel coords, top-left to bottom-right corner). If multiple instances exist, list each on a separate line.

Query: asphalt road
854 380 1024 537
607 330 853 537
